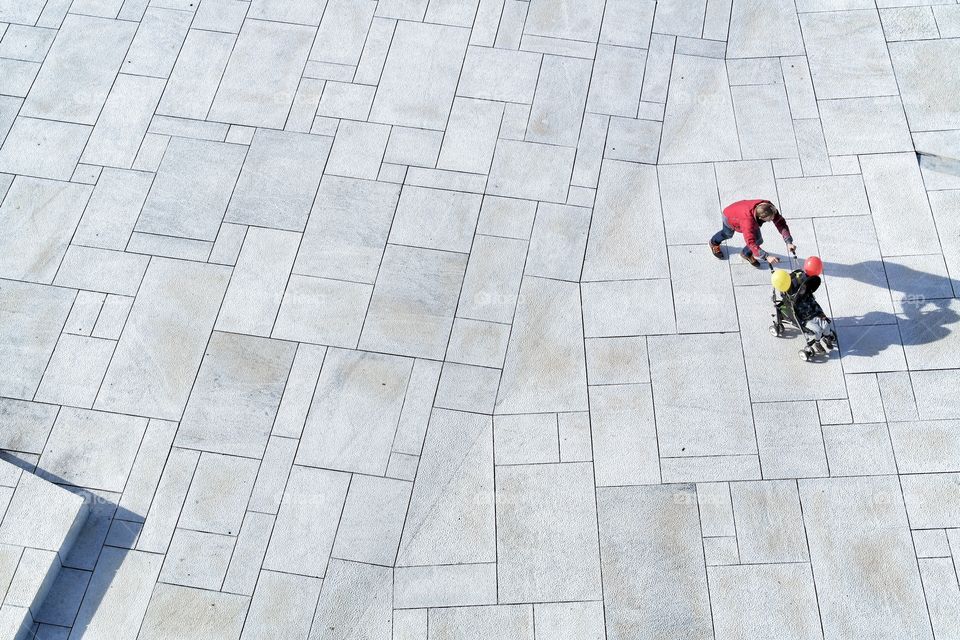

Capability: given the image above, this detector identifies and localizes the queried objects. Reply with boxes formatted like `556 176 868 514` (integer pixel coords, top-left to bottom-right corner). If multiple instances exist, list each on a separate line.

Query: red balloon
804 256 823 277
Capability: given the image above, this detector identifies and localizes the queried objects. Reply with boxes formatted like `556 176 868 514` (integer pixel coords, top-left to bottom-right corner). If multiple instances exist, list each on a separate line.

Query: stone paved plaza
1 0 960 638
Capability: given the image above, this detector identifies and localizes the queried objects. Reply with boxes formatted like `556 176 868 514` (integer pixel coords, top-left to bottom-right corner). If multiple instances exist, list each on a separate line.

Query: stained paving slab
1 0 959 638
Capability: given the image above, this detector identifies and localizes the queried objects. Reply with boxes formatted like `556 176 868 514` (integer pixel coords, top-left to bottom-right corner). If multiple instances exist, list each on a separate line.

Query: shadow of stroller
825 260 959 358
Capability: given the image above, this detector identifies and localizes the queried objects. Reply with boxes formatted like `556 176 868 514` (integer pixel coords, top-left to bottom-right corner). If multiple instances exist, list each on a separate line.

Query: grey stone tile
332 474 410 566
326 119 390 180
525 203 590 281
446 318 510 369
493 414 559 465
496 277 588 414
221 511 273 596
586 45 645 118
919 557 960 640
589 383 659 486
583 161 668 280
384 126 443 168
295 176 400 283
901 473 960 529
63 290 103 337
398 409 494 565
584 279 676 336
709 563 821 640
354 16 395 84
889 420 960 474
585 336 649 385
697 482 735 537
732 84 797 160
34 566 88 627
818 96 913 155
525 0 603 41
879 371 918 422
0 0 46 23
659 163 721 246
136 447 199 554
179 452 258 536
0 469 85 552
72 168 151 251
34 335 114 408
79 75 164 169
860 153 938 257
139 583 248 640
654 0 705 37
661 54 740 162
571 113 607 188
434 362 500 414
69 548 162 640
891 40 960 126
669 245 739 334
209 19 315 128
241 571 321 640
21 14 136 124
125 232 212 262
754 401 828 479
727 0 803 58
428 604 533 640
731 480 808 563
533 601 604 640
53 245 148 296
309 559 392 640
801 10 897 99
475 196 536 240
370 21 469 129
703 536 739 566
176 332 295 458
605 117 661 164
800 476 930 640
137 137 246 242
395 563 496 609
311 0 377 65
457 234 526 324
0 399 58 455
226 129 332 232
390 186 482 253
488 139 575 203
0 117 90 182
272 344 326 440
437 97 503 174
0 280 74 401
118 419 177 522
880 6 938 41
650 334 755 457
246 436 296 515
263 465 350 578
157 29 235 120
122 7 191 77
913 370 960 422
497 462 601 603
526 55 591 147
216 228 300 337
913 529 951 559
392 358 443 456
296 348 411 475
360 245 467 360
598 485 712 640
159 529 234 590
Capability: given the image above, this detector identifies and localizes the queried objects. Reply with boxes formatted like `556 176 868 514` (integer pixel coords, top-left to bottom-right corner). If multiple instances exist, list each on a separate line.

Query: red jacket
723 199 792 258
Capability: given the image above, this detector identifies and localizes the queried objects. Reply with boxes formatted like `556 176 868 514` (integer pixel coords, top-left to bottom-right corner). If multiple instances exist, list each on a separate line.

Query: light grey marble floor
1 0 960 638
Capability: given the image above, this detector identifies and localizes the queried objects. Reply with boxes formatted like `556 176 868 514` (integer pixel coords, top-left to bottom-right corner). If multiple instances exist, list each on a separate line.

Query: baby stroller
768 255 838 361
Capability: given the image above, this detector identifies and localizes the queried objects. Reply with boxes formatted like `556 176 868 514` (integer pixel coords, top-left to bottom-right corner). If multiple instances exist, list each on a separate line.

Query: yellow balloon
771 269 791 292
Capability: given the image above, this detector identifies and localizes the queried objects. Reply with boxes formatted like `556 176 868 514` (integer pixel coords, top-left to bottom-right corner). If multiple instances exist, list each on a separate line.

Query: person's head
755 202 779 221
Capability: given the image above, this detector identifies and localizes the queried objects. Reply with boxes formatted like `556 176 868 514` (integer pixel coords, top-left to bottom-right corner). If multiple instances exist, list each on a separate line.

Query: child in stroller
769 255 838 361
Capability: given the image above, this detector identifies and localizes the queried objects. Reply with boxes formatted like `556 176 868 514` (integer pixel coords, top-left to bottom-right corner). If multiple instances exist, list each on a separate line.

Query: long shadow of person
822 260 959 358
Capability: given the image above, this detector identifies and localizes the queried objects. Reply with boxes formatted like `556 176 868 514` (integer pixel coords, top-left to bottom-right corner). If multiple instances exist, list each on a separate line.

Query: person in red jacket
709 199 796 266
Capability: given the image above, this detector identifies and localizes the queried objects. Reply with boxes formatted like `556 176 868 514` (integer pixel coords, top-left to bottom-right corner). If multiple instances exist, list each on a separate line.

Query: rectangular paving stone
890 40 960 132
215 228 299 337
136 447 199 554
0 177 91 283
297 348 411 475
497 462 602 603
80 74 164 169
395 563 496 609
53 245 148 296
731 480 808 563
669 245 739 334
157 29 235 120
727 0 804 58
176 332 295 458
860 153 937 257
456 234 527 324
494 414 560 466
889 420 960 475
0 117 90 181
901 473 960 530
582 279 676 337
661 54 740 163
326 120 390 180
139 584 248 640
0 280 74 400
96 259 231 420
311 0 377 65
117 419 177 522
72 169 152 250
590 384 659 486
69 548 162 640
0 399 58 455
919 557 960 640
370 21 469 129
250 0 326 24
246 436 296 515
429 605 533 640
438 97 503 174
209 19 315 128
309 559 392 640
179 452 258 536
21 14 136 124
801 10 898 100
360 244 467 360
34 335 114 407
159 528 234 590
526 55 591 147
754 400 828 479
242 570 322 640
123 7 192 77
389 186 482 253
398 409 494 566
818 96 913 155
731 84 797 160
525 203 590 281
392 358 443 455
137 137 246 241
221 511 273 596
800 476 931 640
496 277 588 414
225 129 331 231
488 139 575 203
659 163 721 245
586 45 645 118
525 0 603 41
709 564 822 640
331 474 410 566
582 161 668 280
597 485 713 640
650 334 756 457
263 465 350 578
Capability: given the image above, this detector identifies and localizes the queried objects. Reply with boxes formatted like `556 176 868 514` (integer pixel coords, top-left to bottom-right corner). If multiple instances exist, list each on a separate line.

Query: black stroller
768 257 838 362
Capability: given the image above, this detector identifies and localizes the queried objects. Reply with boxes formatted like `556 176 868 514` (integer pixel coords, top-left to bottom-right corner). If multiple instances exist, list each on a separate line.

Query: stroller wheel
769 323 783 337
799 349 811 362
